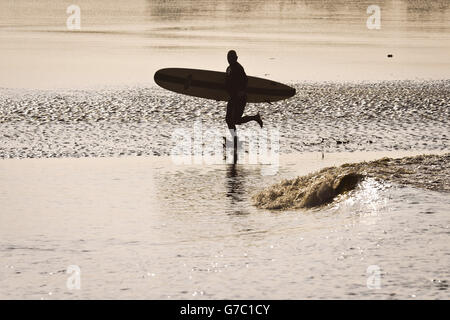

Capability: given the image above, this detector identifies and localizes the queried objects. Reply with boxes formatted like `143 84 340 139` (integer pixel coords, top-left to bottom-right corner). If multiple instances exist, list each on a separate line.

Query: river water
0 152 449 299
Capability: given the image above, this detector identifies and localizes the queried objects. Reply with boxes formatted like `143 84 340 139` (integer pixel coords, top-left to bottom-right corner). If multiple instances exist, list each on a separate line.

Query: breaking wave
252 153 450 210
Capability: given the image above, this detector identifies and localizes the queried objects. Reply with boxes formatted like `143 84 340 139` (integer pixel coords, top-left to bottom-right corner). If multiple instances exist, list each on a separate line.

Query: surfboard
154 68 296 103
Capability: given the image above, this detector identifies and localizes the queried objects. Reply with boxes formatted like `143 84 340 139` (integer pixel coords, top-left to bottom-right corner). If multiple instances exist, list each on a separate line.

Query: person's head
227 50 238 64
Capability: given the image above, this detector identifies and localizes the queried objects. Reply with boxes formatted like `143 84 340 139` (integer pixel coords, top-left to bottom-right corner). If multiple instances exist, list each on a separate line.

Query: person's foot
255 113 263 128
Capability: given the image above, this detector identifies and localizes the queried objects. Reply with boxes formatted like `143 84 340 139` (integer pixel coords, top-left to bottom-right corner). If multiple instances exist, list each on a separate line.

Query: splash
252 153 449 210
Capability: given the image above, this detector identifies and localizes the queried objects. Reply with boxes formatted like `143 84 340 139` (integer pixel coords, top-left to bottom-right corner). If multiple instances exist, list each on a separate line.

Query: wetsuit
225 62 249 130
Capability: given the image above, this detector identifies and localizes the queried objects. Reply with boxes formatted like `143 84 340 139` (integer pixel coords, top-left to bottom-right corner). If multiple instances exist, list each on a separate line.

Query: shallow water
0 80 448 159
0 152 449 299
1 0 449 88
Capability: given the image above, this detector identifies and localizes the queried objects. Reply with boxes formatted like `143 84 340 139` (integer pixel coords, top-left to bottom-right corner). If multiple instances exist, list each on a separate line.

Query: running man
225 50 263 136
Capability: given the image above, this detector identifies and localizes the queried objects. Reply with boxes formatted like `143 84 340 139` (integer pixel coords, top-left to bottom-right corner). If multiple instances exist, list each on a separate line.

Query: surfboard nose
153 69 162 83
154 68 172 83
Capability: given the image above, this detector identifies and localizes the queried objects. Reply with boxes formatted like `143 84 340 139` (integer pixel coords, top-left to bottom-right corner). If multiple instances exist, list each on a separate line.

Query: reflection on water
154 163 271 217
225 164 242 201
144 0 450 43
2 0 449 26
145 0 450 24
225 164 247 215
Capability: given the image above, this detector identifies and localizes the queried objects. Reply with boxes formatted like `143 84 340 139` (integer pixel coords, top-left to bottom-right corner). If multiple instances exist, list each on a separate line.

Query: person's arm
238 65 247 97
225 66 234 97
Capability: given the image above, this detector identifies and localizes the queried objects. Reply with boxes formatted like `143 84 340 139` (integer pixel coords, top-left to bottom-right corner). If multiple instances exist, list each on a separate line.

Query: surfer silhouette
225 50 263 136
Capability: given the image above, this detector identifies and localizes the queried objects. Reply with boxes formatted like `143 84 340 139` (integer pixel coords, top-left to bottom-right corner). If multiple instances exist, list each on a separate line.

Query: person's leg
239 115 258 124
241 114 263 128
226 99 237 138
234 97 263 128
232 97 245 125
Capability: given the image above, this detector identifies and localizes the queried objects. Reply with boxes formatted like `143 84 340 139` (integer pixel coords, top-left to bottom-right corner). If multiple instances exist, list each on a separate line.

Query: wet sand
1 80 448 159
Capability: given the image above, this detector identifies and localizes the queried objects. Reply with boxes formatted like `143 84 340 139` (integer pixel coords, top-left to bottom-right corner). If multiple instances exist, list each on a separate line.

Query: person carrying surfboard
225 50 263 135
